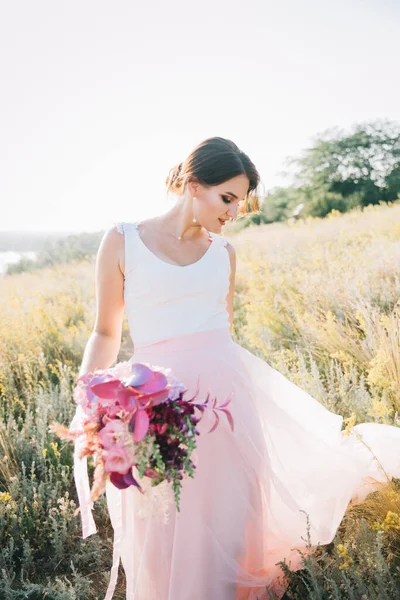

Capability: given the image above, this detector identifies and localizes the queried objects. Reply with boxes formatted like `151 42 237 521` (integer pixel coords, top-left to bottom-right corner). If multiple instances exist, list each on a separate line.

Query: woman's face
188 174 250 233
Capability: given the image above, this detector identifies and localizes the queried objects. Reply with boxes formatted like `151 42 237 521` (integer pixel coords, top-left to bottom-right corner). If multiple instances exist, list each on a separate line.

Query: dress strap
114 221 140 278
209 231 230 248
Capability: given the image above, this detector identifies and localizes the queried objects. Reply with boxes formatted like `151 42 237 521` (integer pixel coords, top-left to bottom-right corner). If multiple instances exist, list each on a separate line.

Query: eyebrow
224 191 238 199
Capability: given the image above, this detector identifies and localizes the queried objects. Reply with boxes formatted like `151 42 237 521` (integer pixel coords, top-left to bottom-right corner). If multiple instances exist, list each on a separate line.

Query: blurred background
1 0 399 273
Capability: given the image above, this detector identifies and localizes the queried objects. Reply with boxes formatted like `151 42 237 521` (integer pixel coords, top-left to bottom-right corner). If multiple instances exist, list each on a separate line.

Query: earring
192 197 197 223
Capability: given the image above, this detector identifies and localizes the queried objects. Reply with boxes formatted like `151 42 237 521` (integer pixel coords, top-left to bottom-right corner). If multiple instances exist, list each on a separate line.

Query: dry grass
1 201 400 598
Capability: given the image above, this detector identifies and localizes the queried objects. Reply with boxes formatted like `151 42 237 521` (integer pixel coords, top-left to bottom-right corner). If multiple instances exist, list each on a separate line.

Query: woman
71 136 400 600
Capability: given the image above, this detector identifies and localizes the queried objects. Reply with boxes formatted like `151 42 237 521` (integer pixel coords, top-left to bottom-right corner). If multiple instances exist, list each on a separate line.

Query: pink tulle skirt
72 326 400 600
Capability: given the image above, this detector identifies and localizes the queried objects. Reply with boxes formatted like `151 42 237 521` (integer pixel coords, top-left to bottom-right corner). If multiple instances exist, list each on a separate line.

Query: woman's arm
78 225 125 378
225 241 236 334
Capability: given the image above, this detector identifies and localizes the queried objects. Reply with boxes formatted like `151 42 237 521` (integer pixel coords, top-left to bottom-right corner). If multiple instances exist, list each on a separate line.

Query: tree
290 120 400 215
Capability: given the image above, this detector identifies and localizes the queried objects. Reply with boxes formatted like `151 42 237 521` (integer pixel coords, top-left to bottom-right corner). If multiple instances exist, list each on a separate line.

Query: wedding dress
70 221 400 600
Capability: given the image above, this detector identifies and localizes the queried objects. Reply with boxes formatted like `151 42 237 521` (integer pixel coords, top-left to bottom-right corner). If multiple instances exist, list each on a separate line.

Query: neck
159 197 202 241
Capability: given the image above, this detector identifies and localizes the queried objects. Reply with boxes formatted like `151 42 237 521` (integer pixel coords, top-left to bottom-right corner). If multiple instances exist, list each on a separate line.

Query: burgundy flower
110 470 143 492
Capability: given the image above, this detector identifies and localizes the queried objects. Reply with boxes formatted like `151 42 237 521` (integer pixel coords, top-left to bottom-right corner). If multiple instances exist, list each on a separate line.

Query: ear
187 178 200 197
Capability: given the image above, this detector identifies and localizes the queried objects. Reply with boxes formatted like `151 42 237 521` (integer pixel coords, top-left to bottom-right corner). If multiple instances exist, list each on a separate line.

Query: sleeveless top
115 221 231 346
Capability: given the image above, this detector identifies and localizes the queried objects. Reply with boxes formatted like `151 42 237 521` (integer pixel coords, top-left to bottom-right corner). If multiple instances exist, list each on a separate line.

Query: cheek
201 195 221 215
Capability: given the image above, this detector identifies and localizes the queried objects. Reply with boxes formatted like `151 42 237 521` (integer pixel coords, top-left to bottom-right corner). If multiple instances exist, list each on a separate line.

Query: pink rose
104 446 133 474
98 420 128 450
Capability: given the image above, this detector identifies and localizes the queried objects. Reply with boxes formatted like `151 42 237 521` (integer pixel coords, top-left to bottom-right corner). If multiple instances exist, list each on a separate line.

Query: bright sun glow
1 0 399 232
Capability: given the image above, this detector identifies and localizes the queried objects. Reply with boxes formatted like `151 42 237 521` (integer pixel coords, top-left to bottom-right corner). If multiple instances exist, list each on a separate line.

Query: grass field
1 201 399 599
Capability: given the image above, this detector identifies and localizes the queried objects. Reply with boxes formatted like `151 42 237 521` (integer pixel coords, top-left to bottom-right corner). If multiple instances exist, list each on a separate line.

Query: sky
1 0 399 233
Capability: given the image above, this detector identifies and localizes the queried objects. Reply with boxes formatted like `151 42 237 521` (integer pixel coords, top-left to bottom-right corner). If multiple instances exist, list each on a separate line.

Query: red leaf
208 410 220 433
218 391 234 409
220 408 234 432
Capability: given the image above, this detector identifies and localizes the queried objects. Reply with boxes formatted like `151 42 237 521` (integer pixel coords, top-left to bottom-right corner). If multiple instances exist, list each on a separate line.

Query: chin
203 219 225 233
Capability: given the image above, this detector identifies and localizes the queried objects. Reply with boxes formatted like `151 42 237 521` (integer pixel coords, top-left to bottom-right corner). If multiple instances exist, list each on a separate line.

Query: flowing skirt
71 326 400 600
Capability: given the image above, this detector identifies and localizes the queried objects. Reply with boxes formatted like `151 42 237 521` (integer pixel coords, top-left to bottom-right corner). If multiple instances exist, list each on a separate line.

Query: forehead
216 174 249 198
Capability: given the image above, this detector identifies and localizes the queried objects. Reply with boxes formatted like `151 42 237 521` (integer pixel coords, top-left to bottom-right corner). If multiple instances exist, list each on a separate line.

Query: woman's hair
165 137 262 216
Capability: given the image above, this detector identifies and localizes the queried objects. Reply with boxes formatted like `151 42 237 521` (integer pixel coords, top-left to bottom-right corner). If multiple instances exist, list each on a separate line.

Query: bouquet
52 360 234 511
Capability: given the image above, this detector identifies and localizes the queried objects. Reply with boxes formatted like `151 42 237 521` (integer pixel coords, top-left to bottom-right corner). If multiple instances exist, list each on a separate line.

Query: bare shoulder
224 239 236 262
92 224 125 339
97 224 125 276
224 239 236 255
222 239 236 278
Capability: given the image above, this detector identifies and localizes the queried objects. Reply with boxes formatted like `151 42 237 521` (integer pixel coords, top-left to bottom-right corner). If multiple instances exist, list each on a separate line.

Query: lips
218 218 228 225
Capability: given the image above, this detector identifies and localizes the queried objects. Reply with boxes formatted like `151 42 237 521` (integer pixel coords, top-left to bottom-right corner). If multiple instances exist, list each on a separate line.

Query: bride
70 136 400 600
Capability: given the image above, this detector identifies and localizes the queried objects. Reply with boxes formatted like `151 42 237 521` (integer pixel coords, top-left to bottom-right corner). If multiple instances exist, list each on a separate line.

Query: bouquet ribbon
69 404 121 599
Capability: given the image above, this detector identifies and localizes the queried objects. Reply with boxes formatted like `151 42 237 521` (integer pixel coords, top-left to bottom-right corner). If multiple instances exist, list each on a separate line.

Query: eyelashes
222 196 231 204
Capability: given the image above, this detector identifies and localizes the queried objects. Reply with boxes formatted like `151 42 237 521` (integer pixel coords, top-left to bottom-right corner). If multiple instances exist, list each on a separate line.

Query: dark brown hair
165 137 262 216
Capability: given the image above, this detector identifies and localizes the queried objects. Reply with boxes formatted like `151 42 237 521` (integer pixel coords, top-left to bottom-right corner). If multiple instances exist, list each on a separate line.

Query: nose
227 204 239 219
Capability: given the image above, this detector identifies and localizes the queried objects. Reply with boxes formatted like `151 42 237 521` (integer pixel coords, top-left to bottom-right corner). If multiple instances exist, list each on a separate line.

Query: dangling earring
192 197 197 223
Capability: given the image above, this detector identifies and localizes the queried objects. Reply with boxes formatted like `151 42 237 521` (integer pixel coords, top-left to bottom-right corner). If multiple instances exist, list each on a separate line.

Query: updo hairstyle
165 137 262 217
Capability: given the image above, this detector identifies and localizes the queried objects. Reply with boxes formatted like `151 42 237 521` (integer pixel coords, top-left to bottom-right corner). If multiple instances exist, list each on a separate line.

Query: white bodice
115 222 231 346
